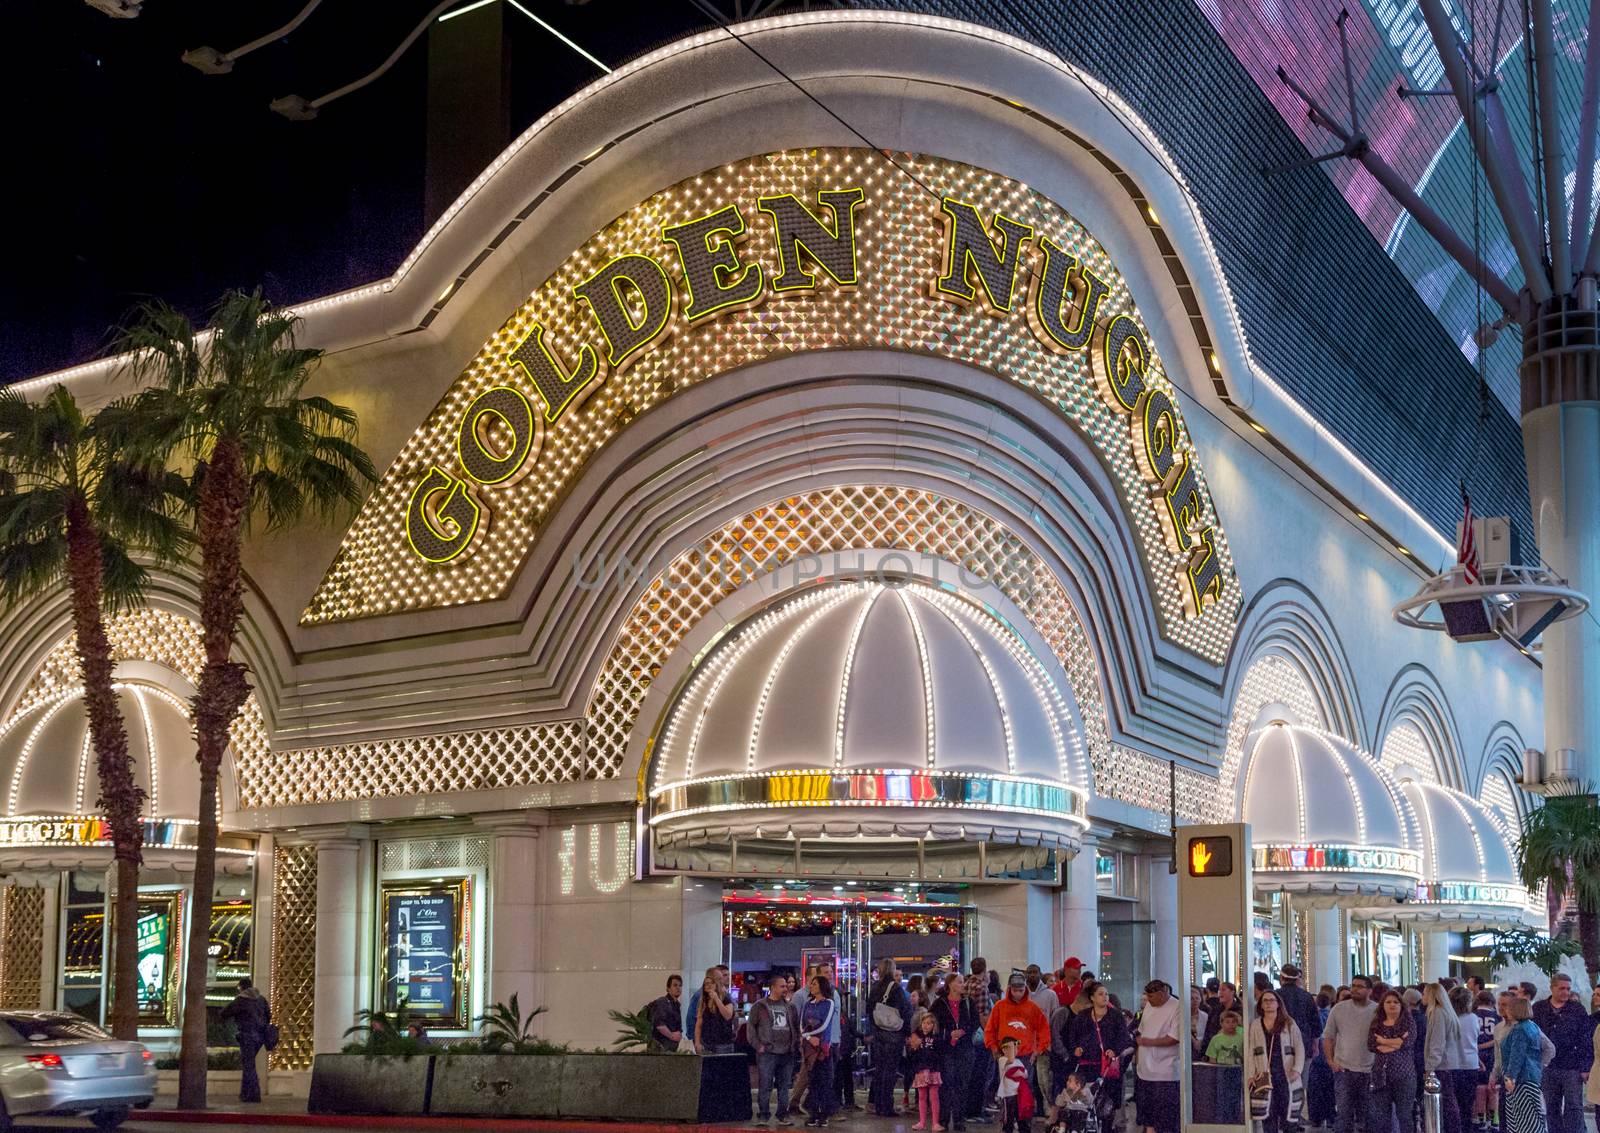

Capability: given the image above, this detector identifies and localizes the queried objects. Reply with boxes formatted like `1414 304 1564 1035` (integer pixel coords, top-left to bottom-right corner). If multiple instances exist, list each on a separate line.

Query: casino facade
0 10 1548 1066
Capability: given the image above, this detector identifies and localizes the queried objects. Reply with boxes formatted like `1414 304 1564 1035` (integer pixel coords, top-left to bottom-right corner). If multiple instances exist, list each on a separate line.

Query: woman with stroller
1062 982 1132 1131
1245 989 1305 1133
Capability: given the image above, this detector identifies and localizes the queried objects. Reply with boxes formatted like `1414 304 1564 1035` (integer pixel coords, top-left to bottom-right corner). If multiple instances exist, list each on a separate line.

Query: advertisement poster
136 909 168 1015
133 891 182 1026
381 880 467 1025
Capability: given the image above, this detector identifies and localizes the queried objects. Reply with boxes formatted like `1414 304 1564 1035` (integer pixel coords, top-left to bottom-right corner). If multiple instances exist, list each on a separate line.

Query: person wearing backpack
221 977 274 1103
869 958 912 1116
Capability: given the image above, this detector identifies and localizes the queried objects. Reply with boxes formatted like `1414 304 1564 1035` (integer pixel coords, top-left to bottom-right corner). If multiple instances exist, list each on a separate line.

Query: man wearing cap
985 972 1052 1113
1134 980 1183 1133
1277 964 1323 1053
1051 958 1084 1007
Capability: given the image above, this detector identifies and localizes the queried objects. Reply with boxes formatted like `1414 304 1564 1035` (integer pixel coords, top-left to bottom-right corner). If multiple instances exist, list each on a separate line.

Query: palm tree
0 385 186 1040
110 290 377 1108
1515 791 1600 980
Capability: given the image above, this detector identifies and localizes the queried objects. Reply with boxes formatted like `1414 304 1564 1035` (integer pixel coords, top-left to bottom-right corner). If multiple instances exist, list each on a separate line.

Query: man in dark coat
1276 964 1323 1049
221 978 272 1103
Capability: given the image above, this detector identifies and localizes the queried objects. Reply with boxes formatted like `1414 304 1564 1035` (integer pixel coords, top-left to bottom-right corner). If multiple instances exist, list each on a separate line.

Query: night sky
1 0 712 384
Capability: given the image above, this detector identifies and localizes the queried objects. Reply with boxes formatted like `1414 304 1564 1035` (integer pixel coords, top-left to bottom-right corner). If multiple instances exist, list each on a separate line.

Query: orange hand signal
1191 839 1214 875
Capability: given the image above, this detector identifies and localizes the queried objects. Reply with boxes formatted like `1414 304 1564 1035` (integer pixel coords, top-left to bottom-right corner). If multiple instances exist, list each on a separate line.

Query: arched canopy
649 579 1088 881
0 682 252 878
1241 723 1421 904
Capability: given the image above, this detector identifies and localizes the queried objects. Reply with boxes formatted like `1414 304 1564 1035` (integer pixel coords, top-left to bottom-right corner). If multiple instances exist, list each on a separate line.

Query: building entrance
720 883 976 1004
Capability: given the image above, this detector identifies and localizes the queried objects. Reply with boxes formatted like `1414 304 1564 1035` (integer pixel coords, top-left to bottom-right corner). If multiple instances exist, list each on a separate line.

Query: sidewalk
138 1097 907 1132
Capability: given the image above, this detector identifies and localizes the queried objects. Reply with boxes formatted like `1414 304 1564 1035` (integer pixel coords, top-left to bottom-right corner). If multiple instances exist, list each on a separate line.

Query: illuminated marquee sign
1413 881 1527 907
309 150 1240 655
0 815 254 854
1253 844 1422 876
403 179 1222 613
651 768 1085 823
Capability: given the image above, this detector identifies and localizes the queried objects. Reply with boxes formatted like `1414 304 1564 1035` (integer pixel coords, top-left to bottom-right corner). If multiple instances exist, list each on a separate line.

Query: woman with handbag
869 958 912 1117
1244 989 1305 1133
1065 982 1132 1128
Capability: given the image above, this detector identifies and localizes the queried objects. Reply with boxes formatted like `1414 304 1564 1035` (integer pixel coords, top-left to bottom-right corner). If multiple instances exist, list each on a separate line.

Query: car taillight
141 1050 153 1061
26 1054 64 1068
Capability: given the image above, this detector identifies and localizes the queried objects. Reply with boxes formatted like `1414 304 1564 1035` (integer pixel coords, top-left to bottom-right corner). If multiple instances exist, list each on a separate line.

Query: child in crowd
1204 1010 1244 1065
1053 1071 1093 1133
997 1035 1034 1133
907 1008 947 1131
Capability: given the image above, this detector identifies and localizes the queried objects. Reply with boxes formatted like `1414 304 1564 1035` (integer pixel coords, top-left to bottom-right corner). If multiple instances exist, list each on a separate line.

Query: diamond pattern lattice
9 608 268 770
268 844 317 1071
303 149 1240 664
236 720 587 810
0 886 43 1009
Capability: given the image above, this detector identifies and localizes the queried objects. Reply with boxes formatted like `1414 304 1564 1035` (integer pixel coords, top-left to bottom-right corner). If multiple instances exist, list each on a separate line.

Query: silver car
0 1013 155 1129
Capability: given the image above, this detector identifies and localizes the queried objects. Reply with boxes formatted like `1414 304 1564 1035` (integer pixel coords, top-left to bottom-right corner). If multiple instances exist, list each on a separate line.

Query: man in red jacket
1052 958 1084 1007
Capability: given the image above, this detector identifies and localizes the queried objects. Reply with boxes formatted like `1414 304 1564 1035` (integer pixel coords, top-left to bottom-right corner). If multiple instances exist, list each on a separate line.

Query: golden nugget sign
404 183 1222 614
309 150 1238 651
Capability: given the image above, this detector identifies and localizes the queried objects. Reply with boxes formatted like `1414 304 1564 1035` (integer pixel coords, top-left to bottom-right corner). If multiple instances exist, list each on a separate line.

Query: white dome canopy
648 580 1088 876
0 683 201 821
1241 723 1421 901
0 681 249 877
652 580 1086 786
1382 771 1534 927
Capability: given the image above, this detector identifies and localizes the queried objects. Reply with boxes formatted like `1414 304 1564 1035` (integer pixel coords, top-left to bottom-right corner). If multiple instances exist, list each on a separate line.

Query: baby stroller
1051 1075 1117 1133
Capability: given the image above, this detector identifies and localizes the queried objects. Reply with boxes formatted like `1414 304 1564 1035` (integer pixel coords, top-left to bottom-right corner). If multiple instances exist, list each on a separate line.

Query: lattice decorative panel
378 835 491 874
304 149 1240 663
1379 723 1437 784
268 844 317 1071
9 608 268 769
236 720 587 810
0 886 44 1009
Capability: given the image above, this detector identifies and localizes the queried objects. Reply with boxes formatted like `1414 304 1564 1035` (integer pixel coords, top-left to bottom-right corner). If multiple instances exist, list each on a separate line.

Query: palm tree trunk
177 439 252 1111
64 497 144 1041
1579 906 1600 983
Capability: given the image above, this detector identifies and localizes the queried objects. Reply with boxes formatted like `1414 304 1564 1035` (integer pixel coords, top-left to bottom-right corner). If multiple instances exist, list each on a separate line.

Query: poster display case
134 891 184 1027
378 878 471 1028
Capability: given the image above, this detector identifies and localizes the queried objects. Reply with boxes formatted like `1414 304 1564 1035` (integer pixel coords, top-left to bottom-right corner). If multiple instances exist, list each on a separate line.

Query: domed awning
1352 772 1539 929
0 683 252 879
648 580 1088 880
1242 724 1422 905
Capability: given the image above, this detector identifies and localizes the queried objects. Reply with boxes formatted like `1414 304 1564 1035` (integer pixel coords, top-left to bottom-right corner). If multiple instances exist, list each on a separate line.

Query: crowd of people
644 960 1600 1133
1187 967 1600 1133
644 955 1189 1133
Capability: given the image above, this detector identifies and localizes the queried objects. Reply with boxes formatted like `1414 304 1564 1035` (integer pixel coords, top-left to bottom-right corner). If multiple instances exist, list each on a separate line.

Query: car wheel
0 1096 11 1133
91 1106 130 1130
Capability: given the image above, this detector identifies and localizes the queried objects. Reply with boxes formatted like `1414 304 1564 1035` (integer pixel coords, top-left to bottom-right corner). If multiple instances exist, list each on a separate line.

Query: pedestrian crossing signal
1187 835 1232 877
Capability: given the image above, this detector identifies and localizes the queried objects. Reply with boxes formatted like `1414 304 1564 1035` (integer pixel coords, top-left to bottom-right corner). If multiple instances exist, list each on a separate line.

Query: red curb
147 1111 731 1132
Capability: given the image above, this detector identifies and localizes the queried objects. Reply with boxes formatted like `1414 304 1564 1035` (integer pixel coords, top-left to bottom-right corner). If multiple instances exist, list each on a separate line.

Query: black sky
1 0 710 384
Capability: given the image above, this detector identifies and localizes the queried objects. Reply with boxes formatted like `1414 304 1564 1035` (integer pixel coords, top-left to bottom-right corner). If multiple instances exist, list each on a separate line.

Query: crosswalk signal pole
1176 822 1252 1133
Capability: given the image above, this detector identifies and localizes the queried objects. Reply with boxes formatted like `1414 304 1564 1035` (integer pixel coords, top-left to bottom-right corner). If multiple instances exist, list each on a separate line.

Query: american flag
1457 482 1480 584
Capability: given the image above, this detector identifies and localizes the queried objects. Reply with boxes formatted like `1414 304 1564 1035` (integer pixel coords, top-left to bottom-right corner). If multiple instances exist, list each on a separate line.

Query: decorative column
304 827 368 1055
1420 931 1451 981
1308 907 1344 990
1147 854 1179 991
1061 837 1100 972
479 813 542 1025
1523 400 1600 784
